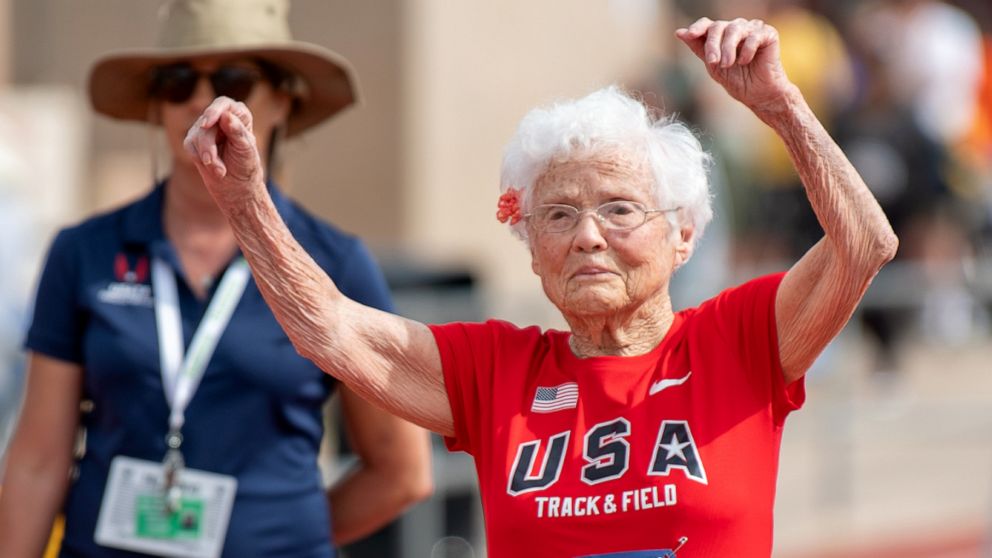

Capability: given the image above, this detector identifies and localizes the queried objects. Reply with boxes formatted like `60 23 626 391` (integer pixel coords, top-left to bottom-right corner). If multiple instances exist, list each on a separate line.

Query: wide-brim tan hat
88 0 358 137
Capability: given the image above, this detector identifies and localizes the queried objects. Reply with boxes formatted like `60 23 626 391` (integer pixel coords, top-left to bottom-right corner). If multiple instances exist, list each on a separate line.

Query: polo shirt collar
121 182 167 248
122 181 294 267
121 180 295 251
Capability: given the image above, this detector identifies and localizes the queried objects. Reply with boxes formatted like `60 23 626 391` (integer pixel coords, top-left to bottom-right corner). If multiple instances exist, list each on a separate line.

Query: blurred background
0 0 990 556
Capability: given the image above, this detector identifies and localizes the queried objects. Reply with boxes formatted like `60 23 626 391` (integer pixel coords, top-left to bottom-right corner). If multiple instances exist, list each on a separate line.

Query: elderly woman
185 17 896 557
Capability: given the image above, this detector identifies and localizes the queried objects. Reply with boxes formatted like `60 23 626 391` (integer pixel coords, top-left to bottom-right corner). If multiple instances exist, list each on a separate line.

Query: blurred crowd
645 0 992 378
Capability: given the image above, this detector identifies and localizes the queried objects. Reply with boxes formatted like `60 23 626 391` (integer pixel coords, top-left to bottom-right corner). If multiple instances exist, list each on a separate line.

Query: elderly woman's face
527 156 691 318
157 56 291 168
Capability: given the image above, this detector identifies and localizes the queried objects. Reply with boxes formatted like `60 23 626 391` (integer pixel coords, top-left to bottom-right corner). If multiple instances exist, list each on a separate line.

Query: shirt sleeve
24 229 85 363
709 272 806 425
428 320 505 456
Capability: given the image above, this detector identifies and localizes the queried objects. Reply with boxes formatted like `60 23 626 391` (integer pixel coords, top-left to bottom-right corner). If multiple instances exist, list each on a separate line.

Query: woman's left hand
676 17 793 113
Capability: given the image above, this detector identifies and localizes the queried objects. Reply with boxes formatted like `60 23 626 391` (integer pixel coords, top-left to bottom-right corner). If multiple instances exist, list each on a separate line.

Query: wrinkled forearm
223 186 347 368
215 187 453 435
757 86 898 382
221 190 392 411
755 86 898 268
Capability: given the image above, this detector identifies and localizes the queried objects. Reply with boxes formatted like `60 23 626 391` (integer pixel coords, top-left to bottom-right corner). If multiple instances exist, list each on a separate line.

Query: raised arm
183 99 454 436
677 18 898 383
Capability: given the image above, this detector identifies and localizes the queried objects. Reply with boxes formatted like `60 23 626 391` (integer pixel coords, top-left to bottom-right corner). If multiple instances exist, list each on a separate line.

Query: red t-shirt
429 273 805 558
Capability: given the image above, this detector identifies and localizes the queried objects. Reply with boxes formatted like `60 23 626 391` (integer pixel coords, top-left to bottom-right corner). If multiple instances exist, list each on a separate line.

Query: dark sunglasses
149 63 276 104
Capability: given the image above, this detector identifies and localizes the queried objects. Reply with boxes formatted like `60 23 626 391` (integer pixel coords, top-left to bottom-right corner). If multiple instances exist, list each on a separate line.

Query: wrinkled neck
564 293 675 358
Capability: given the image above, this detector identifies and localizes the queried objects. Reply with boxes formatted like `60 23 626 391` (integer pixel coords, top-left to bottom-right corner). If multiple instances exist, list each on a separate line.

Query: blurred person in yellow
0 1 431 557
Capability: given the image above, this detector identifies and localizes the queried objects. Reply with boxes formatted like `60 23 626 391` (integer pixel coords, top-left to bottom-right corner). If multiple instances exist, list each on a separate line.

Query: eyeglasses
149 63 273 104
524 201 680 234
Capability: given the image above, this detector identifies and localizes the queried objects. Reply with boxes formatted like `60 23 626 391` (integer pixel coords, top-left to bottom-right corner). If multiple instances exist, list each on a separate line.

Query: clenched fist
183 96 266 209
676 17 795 113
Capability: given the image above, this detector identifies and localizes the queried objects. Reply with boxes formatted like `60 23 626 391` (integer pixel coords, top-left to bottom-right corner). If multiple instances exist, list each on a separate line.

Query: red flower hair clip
497 187 523 225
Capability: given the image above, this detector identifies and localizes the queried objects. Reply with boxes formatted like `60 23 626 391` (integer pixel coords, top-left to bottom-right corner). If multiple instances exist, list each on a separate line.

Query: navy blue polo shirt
25 183 394 558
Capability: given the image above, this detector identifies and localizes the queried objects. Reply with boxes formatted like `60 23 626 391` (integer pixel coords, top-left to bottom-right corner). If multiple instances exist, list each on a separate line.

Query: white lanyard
151 255 250 513
152 257 251 433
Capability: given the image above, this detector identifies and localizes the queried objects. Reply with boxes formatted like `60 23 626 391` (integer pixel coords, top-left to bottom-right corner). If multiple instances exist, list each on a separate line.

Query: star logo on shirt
659 432 692 462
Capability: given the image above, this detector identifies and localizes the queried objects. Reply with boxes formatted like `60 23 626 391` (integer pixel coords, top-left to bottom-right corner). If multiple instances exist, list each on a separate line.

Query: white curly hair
499 85 713 262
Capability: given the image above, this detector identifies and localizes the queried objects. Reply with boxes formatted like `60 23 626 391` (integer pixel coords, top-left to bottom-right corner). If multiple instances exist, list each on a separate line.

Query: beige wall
283 0 404 245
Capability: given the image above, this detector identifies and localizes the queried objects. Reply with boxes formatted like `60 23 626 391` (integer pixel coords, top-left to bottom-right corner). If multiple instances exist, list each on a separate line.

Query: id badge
95 456 237 558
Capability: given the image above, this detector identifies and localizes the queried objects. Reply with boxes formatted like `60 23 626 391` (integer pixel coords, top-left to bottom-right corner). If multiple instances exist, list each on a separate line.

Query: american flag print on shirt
531 382 579 413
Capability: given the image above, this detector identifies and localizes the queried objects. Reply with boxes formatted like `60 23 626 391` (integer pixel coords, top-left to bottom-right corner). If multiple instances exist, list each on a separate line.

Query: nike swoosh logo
649 371 692 396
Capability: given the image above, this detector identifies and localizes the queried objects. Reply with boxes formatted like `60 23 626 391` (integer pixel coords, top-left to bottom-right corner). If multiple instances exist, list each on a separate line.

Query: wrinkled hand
183 96 265 208
676 17 793 112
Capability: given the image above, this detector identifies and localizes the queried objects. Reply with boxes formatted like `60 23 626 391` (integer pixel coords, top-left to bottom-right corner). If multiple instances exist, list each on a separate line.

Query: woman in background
0 1 431 557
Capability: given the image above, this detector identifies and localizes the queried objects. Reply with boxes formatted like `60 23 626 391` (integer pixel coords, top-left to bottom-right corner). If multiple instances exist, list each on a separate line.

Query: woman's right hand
183 96 267 211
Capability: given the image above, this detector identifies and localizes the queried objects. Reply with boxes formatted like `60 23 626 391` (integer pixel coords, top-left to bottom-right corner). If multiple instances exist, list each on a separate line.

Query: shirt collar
121 180 294 250
121 182 167 248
